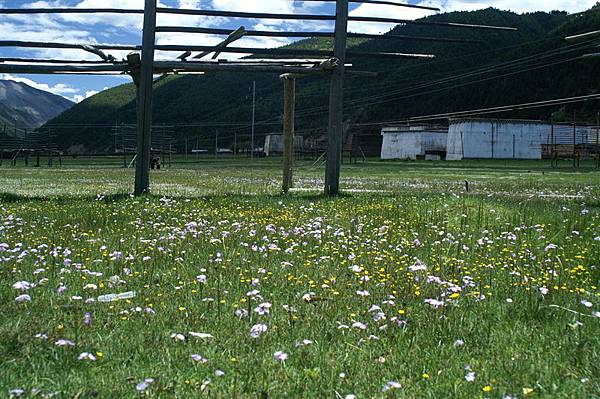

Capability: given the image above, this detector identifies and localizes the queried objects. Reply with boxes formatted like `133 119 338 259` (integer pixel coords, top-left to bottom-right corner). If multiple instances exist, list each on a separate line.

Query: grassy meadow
0 158 599 398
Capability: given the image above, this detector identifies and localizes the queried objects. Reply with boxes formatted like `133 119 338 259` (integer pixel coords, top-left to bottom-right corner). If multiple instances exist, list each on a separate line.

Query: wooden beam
0 41 434 59
566 30 600 41
0 64 130 74
156 26 480 43
325 0 348 196
193 26 247 60
0 61 346 76
304 0 440 11
154 61 334 74
156 7 516 30
0 57 121 64
0 8 144 14
0 7 516 30
156 45 434 59
134 0 157 196
0 41 139 51
282 77 296 194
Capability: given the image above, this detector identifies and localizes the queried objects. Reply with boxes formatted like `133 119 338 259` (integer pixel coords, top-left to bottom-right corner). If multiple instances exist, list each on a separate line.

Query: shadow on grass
0 192 134 204
0 190 363 204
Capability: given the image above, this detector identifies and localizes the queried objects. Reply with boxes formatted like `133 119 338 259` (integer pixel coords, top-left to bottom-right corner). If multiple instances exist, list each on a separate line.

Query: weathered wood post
134 0 157 196
0 124 3 167
324 0 348 196
234 131 238 158
215 129 218 159
185 135 188 160
573 113 577 168
282 76 296 193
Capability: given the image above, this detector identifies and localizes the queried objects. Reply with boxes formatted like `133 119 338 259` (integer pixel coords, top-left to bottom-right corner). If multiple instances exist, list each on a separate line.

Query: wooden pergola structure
0 1 515 196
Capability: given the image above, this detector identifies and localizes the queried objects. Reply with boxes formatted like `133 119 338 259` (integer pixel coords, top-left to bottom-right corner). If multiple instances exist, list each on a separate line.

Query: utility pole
234 131 238 158
596 111 600 145
185 134 188 160
251 80 256 159
113 121 118 153
134 0 157 196
550 122 555 168
215 129 219 159
122 123 127 168
573 110 577 168
325 0 349 196
282 76 296 193
596 111 600 168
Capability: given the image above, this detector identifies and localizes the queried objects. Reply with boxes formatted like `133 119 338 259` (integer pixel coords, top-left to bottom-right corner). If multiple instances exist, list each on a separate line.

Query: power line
351 94 600 126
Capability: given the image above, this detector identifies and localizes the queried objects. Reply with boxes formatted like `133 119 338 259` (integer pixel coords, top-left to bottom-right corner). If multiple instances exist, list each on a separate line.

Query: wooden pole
596 111 600 145
325 0 348 196
234 131 238 158
282 77 296 193
122 124 127 168
215 129 218 159
251 81 256 159
0 126 3 166
134 0 157 196
573 111 576 168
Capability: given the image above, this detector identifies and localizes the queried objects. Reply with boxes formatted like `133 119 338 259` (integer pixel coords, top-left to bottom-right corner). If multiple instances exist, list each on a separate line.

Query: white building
380 125 448 160
446 119 594 160
263 134 304 157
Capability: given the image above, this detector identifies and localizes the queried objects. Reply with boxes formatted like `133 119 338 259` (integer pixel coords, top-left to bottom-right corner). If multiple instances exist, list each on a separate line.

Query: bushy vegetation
0 159 599 397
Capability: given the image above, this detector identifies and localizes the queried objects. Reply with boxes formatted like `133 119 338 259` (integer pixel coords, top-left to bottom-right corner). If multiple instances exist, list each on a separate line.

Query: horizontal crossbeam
156 8 517 30
0 7 514 31
300 0 440 11
0 61 338 75
0 57 122 64
156 27 480 43
0 41 435 59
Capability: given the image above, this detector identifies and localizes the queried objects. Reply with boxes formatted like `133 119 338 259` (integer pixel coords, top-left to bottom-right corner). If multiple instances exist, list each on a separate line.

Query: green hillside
44 6 600 152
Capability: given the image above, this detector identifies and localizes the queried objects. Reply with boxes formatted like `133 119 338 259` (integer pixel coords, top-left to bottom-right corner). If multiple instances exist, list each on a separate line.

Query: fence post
185 135 188 160
282 77 296 193
325 0 348 196
572 113 576 168
215 129 219 159
134 0 157 196
234 131 238 158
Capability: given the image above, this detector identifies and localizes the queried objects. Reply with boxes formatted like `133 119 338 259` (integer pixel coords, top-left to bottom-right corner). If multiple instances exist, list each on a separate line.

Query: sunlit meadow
0 159 599 398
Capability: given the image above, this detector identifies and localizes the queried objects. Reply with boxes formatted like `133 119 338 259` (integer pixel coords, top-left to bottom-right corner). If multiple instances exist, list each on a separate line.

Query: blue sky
0 0 597 102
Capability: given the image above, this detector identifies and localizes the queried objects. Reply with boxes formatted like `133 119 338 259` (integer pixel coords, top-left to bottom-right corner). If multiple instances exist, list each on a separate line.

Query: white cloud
0 73 80 100
425 0 597 14
73 89 100 103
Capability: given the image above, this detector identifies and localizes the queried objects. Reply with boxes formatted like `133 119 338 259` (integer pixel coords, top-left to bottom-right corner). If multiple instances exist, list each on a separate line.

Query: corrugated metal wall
381 128 447 160
447 120 597 160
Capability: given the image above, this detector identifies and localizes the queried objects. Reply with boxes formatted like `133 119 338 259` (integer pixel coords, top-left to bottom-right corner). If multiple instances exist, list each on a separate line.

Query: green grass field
0 159 599 398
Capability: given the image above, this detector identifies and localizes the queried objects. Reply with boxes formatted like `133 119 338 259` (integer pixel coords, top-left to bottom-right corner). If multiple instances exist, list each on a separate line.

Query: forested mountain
0 80 73 129
44 6 600 152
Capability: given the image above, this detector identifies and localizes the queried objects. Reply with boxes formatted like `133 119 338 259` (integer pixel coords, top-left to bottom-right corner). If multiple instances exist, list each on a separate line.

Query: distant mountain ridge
44 6 600 153
0 80 74 130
